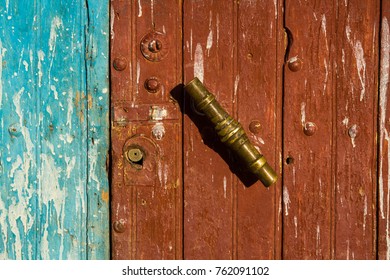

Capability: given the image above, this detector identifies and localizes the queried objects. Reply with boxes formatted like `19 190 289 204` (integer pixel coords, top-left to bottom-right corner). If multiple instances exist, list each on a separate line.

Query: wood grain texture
284 0 379 259
110 0 182 259
0 0 109 259
378 0 390 260
283 0 335 259
236 0 282 259
333 0 379 260
183 0 282 259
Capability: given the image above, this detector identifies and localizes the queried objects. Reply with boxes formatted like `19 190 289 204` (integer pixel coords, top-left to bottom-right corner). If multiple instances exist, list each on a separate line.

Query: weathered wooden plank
85 1 110 260
0 0 109 259
378 1 390 260
236 0 282 259
334 0 379 260
0 0 39 259
283 0 335 259
183 0 235 259
110 0 182 259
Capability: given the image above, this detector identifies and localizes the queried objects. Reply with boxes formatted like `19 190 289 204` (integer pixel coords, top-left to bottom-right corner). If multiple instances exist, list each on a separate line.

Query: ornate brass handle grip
185 77 277 187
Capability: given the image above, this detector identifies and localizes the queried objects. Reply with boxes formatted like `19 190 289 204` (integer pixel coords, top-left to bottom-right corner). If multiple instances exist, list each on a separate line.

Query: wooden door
111 0 389 260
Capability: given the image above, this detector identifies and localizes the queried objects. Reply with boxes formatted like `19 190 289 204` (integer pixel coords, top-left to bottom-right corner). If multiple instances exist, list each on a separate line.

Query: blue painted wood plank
85 1 110 260
0 0 109 259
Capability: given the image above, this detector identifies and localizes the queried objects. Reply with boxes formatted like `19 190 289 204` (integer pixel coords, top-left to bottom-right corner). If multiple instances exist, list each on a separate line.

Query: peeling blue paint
0 0 109 259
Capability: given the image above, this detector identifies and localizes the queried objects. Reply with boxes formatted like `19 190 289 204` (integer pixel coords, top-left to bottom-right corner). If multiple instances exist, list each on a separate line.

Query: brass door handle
185 77 277 187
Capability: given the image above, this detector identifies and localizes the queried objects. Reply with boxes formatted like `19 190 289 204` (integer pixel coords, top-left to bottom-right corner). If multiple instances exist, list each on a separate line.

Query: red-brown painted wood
110 0 385 260
283 0 335 259
333 0 379 259
110 0 182 259
236 0 283 259
378 0 390 260
183 0 236 259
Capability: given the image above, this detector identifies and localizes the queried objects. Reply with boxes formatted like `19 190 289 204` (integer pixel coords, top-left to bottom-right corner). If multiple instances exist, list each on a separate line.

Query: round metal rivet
288 57 303 72
144 77 161 93
249 120 262 134
113 56 127 71
113 220 126 233
303 122 317 136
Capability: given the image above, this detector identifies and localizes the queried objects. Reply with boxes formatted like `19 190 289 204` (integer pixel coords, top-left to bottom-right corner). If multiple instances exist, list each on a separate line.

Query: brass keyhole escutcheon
126 147 144 170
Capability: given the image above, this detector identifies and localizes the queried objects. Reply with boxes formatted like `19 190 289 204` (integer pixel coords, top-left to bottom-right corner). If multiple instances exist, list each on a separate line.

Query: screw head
144 77 161 93
249 120 262 134
113 56 127 71
288 57 303 72
303 122 317 136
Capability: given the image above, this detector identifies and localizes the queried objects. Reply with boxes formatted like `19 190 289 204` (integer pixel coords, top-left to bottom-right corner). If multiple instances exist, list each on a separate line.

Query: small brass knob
127 148 143 163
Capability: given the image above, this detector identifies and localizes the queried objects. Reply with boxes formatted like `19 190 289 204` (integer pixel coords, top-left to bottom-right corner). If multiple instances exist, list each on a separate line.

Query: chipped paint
0 40 5 107
0 0 109 259
138 0 143 17
149 106 167 121
294 216 298 238
37 50 45 87
379 16 390 259
152 123 165 141
223 176 227 199
216 14 220 47
316 224 321 256
283 187 291 216
110 5 115 39
353 41 366 101
206 11 213 56
346 23 367 101
348 124 358 148
234 75 240 102
194 43 204 82
49 16 63 52
300 102 306 126
150 0 154 24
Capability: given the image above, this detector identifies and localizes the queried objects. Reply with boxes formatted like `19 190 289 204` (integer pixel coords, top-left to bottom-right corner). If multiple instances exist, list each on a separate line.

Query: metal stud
144 77 161 93
113 220 126 233
113 56 127 71
288 56 303 72
249 120 262 134
303 122 317 136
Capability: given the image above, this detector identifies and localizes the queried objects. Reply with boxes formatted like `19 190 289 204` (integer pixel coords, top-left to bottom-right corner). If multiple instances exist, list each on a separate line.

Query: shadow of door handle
185 77 277 187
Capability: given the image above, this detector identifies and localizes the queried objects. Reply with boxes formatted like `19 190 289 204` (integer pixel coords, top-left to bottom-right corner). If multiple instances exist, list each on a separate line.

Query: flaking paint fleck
379 17 390 259
194 44 204 82
300 102 306 126
223 176 227 199
138 0 142 17
49 16 63 52
37 50 45 87
283 187 291 216
0 40 6 107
